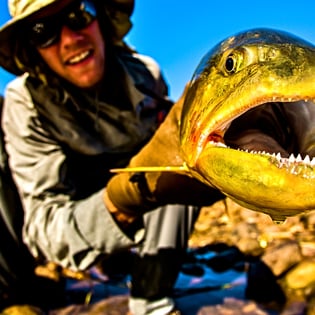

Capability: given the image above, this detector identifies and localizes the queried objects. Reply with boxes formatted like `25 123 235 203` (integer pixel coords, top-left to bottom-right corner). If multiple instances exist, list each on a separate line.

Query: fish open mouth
190 98 315 221
220 100 315 170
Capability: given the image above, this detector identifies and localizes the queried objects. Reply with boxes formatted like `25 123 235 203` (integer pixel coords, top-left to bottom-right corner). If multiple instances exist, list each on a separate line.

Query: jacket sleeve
2 76 142 271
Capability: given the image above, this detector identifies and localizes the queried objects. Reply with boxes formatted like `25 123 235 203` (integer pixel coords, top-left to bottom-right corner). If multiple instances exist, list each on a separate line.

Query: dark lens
29 20 59 48
66 0 97 31
27 0 97 48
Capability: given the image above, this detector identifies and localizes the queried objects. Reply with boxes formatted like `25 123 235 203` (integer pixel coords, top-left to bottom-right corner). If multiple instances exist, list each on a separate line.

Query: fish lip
208 96 313 138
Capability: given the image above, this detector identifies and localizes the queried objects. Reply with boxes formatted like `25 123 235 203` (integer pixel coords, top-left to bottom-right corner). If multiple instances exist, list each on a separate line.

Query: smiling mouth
67 50 92 65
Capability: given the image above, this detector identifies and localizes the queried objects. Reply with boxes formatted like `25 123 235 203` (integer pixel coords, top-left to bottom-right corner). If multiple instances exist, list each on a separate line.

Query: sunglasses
27 0 97 48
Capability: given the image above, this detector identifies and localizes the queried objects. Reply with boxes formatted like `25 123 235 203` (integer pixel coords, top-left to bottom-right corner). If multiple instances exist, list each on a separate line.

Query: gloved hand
104 87 225 218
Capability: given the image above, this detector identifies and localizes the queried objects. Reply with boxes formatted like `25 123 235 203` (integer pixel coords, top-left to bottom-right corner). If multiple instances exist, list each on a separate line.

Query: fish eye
225 54 237 73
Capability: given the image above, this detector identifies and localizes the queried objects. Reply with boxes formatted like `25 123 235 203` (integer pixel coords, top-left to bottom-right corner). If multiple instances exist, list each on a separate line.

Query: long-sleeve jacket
2 49 171 270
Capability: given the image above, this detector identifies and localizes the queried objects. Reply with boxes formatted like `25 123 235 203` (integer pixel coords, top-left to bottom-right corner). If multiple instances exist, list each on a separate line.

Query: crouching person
0 0 224 314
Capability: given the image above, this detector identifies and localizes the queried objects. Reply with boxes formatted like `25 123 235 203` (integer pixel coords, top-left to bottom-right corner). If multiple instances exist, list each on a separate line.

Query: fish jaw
193 145 315 222
179 28 315 220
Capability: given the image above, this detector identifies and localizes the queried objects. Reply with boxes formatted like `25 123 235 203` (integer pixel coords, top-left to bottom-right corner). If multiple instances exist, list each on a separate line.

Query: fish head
180 28 315 221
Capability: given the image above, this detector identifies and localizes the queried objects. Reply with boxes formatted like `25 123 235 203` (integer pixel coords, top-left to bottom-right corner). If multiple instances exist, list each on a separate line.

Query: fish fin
110 164 189 173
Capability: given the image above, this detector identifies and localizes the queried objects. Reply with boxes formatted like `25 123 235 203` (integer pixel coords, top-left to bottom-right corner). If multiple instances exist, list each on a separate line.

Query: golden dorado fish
113 28 315 222
180 28 315 221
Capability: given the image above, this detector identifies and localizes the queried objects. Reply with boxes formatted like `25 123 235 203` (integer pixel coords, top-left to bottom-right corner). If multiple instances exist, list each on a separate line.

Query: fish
113 28 315 222
180 28 315 222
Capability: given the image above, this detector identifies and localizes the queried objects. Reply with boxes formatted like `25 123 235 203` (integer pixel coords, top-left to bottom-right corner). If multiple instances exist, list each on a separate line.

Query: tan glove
104 87 224 220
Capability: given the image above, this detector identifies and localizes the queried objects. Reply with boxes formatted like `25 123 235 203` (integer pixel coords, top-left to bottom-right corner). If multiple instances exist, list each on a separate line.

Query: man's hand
104 87 224 219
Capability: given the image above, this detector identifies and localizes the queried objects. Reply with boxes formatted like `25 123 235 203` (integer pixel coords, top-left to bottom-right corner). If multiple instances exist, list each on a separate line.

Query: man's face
29 0 106 88
37 20 105 88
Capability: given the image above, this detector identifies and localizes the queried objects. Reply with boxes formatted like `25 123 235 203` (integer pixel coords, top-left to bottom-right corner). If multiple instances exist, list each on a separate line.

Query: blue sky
0 1 315 100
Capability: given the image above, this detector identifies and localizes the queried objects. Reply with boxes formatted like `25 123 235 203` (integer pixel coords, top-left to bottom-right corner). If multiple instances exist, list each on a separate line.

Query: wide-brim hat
0 0 134 75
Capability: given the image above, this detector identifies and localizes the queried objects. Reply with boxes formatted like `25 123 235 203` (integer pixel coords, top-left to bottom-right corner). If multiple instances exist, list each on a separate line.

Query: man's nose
59 25 84 45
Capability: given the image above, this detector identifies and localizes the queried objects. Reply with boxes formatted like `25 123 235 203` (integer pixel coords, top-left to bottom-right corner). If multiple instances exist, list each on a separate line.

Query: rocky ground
5 198 315 315
189 199 315 315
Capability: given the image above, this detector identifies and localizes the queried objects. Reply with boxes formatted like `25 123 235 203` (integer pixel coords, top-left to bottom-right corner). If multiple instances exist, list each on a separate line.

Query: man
0 0 224 314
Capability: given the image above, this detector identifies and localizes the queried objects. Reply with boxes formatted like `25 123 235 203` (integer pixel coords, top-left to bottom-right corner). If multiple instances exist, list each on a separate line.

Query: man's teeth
68 51 89 64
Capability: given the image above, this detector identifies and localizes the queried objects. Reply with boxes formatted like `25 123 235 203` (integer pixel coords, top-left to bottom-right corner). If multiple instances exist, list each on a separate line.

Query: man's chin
71 75 102 89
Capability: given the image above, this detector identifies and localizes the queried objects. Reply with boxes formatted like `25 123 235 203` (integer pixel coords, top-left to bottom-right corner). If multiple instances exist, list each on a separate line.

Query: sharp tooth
276 153 281 159
289 154 295 163
296 154 302 162
304 155 311 164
